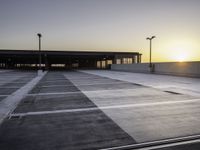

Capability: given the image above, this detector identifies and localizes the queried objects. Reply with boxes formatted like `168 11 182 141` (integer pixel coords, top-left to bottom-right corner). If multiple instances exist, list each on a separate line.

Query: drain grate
164 91 182 95
134 83 143 86
23 100 35 104
8 114 23 120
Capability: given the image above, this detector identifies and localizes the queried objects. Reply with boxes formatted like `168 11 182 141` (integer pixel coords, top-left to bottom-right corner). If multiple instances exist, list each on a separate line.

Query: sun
174 51 188 62
165 38 197 62
170 46 190 62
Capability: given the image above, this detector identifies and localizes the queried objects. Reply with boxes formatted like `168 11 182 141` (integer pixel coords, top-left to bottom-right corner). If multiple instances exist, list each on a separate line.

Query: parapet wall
111 62 200 77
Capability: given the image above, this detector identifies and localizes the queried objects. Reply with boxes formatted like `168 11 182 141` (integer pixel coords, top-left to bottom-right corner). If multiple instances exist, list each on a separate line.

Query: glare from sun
171 47 189 62
176 54 187 62
165 38 198 62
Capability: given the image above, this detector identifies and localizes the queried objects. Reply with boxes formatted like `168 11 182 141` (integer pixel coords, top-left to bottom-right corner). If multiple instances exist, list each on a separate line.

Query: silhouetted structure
146 36 156 68
0 50 142 69
37 33 42 70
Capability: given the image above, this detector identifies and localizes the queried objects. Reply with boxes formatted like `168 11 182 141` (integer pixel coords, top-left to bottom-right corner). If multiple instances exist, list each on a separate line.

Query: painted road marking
10 98 200 117
40 82 130 88
0 95 9 97
26 87 149 96
27 91 82 96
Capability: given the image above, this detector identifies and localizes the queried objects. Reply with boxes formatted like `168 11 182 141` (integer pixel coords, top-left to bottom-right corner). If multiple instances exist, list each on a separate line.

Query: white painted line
101 135 200 150
0 70 13 73
41 79 68 83
41 85 74 88
27 91 82 96
10 98 200 117
40 82 129 88
82 87 145 93
10 107 98 117
64 76 109 80
6 82 27 84
0 87 20 89
74 82 130 86
0 95 9 97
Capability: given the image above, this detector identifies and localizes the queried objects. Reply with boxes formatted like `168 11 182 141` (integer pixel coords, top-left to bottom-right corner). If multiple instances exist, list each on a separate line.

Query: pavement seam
0 71 47 124
138 139 200 150
101 135 200 150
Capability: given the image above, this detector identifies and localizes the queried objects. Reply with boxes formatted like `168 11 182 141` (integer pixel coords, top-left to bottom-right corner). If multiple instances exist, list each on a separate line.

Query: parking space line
0 95 9 97
40 82 130 88
40 85 74 88
27 91 82 96
27 88 147 96
64 77 105 80
40 79 68 83
10 98 200 117
1 87 21 89
75 82 130 86
5 82 27 84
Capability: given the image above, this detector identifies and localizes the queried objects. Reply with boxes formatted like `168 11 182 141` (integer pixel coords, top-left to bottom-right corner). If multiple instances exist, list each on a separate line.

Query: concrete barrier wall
111 63 150 73
111 62 200 77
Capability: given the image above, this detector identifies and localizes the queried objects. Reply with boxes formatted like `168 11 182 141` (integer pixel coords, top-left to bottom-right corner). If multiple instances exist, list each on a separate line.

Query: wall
111 62 200 77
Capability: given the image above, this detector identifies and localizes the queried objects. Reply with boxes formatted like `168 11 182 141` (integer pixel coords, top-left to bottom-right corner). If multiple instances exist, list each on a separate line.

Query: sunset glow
0 0 200 62
173 50 188 62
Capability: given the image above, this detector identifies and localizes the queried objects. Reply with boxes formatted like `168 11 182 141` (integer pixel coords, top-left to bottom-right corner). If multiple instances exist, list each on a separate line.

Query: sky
0 0 200 62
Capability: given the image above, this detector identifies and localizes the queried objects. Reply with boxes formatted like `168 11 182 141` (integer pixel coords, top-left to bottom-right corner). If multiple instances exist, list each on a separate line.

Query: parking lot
0 70 200 150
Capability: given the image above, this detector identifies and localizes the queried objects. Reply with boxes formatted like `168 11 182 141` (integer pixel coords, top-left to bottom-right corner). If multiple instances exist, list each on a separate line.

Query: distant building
0 50 142 69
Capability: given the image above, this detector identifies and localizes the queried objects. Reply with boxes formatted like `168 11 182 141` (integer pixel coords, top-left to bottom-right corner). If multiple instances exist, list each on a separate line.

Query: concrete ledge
111 62 200 78
0 71 47 124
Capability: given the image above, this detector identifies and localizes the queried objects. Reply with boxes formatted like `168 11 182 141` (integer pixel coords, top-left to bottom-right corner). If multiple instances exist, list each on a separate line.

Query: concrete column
121 58 123 64
137 54 140 63
139 54 142 63
132 57 135 64
113 58 116 64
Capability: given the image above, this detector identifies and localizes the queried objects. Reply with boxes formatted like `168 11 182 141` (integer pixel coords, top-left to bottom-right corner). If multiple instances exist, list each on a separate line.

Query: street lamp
146 36 156 68
37 33 42 70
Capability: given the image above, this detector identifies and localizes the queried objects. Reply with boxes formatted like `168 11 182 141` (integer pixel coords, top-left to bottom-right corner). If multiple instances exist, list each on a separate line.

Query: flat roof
0 49 141 56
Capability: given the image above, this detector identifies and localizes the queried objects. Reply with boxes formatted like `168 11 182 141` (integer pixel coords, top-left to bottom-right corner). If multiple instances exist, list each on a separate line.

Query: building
0 50 142 69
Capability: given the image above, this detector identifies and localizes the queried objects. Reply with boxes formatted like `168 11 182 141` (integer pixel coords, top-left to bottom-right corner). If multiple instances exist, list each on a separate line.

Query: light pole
37 33 42 70
146 36 156 68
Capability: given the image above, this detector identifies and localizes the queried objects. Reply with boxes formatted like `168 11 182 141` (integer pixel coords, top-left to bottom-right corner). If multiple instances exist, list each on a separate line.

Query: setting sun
171 47 189 62
162 38 198 62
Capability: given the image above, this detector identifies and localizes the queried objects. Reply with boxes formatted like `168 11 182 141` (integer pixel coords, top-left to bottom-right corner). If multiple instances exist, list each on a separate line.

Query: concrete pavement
0 71 135 150
0 71 45 124
67 71 200 143
0 70 200 149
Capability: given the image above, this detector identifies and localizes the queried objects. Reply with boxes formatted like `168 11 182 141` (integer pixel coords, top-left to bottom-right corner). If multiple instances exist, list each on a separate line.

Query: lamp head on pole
146 36 156 40
37 33 42 38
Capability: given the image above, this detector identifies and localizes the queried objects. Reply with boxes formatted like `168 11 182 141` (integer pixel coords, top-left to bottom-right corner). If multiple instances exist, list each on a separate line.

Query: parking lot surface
0 71 36 97
0 70 200 150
